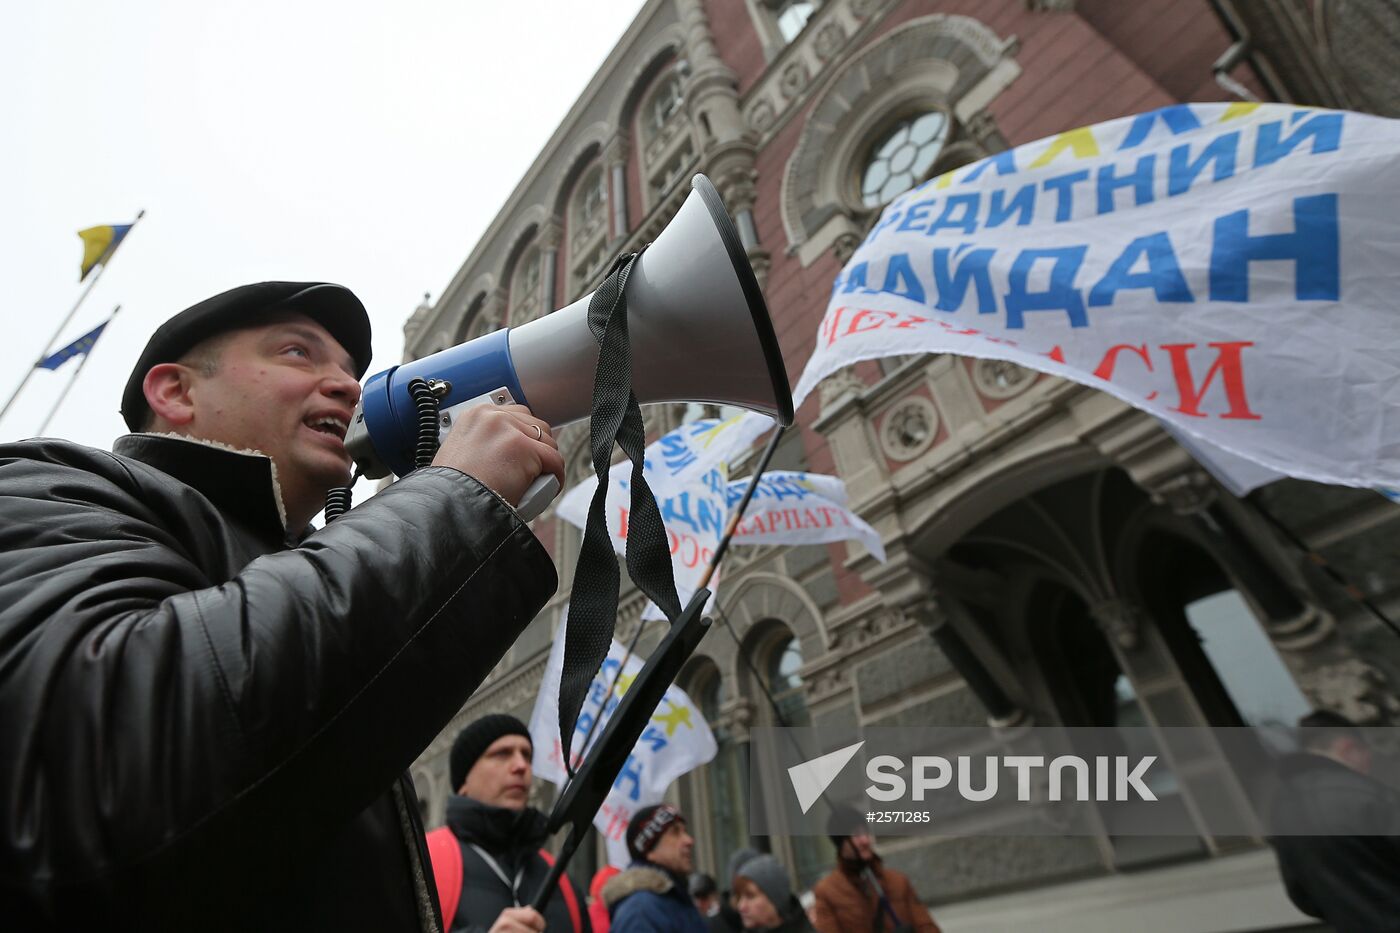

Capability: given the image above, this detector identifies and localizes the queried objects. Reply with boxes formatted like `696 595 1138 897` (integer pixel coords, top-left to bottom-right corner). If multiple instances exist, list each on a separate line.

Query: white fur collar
138 432 289 529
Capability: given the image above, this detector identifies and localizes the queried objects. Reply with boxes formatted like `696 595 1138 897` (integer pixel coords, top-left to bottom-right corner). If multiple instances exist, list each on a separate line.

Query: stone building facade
404 1 1400 930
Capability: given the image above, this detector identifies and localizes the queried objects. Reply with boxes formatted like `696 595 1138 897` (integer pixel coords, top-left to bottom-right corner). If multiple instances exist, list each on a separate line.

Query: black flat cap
121 281 373 431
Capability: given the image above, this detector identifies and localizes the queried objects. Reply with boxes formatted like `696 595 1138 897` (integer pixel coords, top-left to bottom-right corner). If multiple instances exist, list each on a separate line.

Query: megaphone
345 174 794 516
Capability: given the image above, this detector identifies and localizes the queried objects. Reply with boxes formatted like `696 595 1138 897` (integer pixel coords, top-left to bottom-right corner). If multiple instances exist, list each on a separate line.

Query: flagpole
0 210 144 429
36 306 121 436
567 425 788 764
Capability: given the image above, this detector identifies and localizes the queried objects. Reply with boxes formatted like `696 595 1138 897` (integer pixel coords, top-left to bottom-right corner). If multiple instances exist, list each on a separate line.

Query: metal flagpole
36 305 121 436
0 210 144 428
563 425 788 766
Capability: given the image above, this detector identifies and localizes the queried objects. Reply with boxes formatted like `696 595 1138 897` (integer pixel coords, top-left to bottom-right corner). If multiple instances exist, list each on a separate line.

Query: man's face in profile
460 735 534 810
174 312 361 504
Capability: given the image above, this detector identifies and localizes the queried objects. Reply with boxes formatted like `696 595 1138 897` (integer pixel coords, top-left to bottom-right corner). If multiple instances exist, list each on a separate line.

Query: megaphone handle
515 474 560 522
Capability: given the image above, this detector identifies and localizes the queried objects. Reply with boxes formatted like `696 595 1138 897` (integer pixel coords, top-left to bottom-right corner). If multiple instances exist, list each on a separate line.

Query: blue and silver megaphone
344 175 794 519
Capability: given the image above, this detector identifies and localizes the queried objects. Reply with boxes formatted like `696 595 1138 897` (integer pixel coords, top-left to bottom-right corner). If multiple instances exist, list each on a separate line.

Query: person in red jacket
589 865 621 933
811 808 940 933
426 715 589 933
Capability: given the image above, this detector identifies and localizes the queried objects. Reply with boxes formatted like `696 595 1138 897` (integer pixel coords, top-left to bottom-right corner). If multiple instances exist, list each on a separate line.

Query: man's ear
143 362 198 427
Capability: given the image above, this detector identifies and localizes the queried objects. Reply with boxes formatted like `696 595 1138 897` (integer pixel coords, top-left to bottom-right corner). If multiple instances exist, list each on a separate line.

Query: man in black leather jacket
0 282 565 931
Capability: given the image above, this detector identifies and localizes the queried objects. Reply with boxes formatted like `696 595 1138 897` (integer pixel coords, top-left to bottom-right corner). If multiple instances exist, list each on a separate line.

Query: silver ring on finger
530 423 543 441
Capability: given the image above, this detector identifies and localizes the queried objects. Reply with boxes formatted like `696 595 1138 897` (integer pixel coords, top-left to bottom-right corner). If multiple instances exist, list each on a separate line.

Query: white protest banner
794 103 1400 488
557 461 728 620
529 617 717 867
649 412 777 495
727 471 887 562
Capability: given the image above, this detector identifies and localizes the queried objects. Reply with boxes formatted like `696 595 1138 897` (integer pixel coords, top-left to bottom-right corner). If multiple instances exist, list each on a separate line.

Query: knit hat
736 855 793 917
827 803 868 850
449 714 532 792
725 846 760 886
626 803 685 861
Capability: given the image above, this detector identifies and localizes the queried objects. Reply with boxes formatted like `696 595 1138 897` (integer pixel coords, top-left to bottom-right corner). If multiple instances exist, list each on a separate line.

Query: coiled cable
408 378 442 470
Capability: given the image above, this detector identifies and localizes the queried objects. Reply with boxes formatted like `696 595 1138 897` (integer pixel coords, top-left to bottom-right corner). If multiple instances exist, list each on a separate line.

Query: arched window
764 634 809 727
758 629 826 886
570 164 610 290
678 662 749 879
644 73 684 141
859 111 950 207
510 246 542 323
637 66 696 209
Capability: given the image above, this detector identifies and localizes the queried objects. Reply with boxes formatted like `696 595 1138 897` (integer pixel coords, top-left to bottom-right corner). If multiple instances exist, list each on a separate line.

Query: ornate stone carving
879 396 940 462
813 21 848 61
1090 599 1145 650
780 60 809 101
972 359 1031 400
963 109 1010 152
747 247 772 291
818 366 867 412
832 230 862 264
749 99 777 134
850 0 888 20
1150 468 1218 516
403 292 433 348
1298 658 1400 724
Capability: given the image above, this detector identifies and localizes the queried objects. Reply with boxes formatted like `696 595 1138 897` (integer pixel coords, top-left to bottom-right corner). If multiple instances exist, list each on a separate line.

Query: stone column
605 134 630 240
926 593 1026 726
539 217 563 317
675 0 758 178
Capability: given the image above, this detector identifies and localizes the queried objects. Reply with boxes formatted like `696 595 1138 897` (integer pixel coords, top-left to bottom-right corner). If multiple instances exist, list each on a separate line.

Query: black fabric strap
559 251 681 775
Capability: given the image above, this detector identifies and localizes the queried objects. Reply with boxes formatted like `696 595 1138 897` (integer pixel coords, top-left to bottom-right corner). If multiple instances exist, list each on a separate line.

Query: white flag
726 471 887 562
557 461 729 619
648 412 776 495
794 104 1400 488
529 616 717 867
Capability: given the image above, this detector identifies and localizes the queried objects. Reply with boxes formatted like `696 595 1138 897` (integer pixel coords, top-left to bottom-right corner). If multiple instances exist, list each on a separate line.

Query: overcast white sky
0 0 648 476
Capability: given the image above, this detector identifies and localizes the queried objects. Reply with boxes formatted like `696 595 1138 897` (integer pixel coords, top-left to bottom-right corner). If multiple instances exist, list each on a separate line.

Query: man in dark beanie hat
812 806 939 933
424 714 589 933
0 282 565 931
602 804 707 933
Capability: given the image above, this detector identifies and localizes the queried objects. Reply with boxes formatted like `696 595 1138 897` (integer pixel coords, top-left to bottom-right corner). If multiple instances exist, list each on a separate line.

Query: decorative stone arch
723 572 829 671
781 13 1020 258
678 651 725 709
903 441 1107 562
551 129 610 216
610 31 685 131
499 208 546 323
452 287 490 344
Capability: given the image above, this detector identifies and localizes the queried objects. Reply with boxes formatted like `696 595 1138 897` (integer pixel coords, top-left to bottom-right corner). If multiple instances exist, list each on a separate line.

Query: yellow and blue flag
77 223 133 280
37 320 108 370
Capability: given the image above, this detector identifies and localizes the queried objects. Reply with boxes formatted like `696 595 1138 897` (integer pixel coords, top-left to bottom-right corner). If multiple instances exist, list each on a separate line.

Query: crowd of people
432 713 942 933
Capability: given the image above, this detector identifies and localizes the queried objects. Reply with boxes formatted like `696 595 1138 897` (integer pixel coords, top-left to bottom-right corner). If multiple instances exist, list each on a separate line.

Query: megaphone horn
346 174 794 488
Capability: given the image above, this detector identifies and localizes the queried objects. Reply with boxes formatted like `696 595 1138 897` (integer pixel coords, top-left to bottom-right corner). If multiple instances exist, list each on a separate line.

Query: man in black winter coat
1270 710 1400 933
0 283 565 931
430 715 590 933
